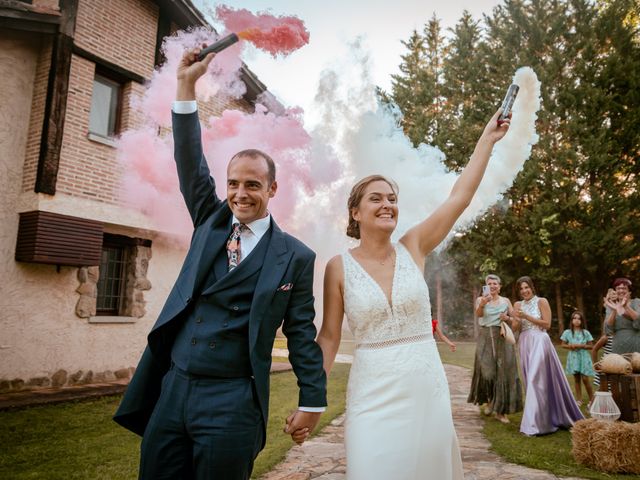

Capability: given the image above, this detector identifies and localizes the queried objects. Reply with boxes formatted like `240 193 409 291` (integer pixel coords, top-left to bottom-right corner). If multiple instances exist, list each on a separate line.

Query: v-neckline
347 244 398 311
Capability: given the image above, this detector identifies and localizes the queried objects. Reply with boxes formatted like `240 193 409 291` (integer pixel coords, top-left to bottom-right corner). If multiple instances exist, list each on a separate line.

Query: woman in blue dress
560 311 595 405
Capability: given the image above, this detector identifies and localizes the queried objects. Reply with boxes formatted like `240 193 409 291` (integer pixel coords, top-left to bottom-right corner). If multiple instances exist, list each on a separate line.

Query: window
87 234 152 321
89 74 121 138
96 240 129 316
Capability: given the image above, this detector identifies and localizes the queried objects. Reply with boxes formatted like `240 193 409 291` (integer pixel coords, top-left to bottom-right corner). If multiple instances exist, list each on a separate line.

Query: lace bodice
520 296 544 331
342 242 433 346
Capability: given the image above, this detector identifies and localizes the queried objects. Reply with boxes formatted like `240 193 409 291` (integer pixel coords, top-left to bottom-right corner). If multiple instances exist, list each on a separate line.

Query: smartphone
498 84 519 123
482 285 490 296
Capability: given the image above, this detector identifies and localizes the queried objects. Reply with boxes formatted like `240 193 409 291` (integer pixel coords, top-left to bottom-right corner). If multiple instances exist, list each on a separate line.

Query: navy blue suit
114 111 327 479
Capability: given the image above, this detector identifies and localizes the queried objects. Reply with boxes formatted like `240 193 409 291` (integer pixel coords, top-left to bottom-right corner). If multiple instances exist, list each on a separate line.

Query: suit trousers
139 365 264 480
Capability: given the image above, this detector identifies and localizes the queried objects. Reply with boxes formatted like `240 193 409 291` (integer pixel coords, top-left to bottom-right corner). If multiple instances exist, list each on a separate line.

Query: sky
194 0 503 124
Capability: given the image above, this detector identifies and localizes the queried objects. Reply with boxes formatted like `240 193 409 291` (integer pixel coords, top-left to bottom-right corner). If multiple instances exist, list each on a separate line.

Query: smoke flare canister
198 33 240 60
498 84 519 123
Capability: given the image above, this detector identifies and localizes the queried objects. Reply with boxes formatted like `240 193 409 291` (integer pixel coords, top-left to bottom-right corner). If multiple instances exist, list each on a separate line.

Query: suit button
232 306 239 311
209 341 216 349
223 322 228 327
186 297 192 304
191 338 197 345
196 316 202 324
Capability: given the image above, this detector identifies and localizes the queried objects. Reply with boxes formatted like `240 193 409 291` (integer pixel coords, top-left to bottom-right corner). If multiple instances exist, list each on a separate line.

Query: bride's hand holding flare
401 108 511 263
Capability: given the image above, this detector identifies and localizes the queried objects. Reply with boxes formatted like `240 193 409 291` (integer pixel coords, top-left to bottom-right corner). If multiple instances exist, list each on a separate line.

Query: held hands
480 109 511 144
284 410 321 445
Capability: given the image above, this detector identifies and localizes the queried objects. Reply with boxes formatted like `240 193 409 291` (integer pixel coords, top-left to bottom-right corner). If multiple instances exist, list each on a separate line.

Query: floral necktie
227 223 248 271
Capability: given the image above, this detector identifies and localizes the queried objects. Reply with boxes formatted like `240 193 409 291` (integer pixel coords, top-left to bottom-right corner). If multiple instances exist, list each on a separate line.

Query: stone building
0 0 268 391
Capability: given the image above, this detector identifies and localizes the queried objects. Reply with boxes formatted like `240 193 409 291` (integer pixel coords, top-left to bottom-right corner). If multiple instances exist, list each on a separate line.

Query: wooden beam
73 45 146 84
34 0 78 195
35 32 73 194
154 10 171 67
0 4 61 34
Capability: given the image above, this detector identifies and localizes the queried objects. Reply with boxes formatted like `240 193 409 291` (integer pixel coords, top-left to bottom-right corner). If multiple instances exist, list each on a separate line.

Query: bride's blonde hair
346 175 398 239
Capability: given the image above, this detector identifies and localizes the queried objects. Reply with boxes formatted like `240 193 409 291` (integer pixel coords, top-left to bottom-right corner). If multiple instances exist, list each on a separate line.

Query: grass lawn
468 341 631 480
0 363 350 480
437 341 476 369
484 411 633 480
0 337 621 480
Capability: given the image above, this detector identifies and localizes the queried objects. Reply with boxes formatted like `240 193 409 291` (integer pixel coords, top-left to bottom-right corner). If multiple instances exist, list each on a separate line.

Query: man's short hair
231 149 276 185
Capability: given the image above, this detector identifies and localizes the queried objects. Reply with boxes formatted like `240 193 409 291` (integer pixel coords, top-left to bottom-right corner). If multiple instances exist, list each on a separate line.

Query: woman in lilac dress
513 276 584 435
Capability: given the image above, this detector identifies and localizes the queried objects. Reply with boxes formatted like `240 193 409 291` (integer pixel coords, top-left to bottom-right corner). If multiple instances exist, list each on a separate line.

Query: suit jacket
114 111 327 439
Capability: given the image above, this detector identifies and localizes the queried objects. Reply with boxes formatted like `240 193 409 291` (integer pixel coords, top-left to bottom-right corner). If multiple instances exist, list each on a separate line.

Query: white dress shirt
231 214 270 263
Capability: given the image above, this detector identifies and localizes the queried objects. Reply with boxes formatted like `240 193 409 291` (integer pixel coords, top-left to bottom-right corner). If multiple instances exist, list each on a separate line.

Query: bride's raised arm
400 109 510 262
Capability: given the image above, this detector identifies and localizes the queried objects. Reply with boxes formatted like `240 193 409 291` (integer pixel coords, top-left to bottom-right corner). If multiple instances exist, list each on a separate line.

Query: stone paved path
261 364 586 480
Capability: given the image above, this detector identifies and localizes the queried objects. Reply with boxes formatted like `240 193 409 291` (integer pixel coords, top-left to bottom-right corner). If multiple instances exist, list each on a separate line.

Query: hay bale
572 418 640 474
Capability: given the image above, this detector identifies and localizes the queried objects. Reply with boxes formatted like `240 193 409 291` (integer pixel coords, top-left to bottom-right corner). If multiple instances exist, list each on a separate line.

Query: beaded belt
356 333 432 350
520 319 544 332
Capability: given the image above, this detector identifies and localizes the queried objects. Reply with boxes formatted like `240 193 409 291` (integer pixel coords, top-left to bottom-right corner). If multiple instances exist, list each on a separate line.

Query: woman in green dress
604 277 640 354
468 274 523 423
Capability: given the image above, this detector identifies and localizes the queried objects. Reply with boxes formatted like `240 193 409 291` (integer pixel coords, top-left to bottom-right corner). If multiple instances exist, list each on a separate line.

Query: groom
114 47 327 479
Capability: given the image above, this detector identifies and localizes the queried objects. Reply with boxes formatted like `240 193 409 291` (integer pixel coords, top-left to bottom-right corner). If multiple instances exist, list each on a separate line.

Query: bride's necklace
376 249 395 266
359 247 395 266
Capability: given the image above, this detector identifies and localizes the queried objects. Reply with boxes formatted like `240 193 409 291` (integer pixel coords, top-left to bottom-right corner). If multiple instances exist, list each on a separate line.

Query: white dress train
342 243 463 480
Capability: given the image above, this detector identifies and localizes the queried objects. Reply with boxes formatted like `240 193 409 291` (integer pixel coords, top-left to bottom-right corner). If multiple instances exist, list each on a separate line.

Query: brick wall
54 54 126 203
21 0 256 207
74 0 158 79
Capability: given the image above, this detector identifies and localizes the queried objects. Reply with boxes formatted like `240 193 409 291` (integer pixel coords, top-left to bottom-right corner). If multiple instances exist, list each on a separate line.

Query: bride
315 109 510 479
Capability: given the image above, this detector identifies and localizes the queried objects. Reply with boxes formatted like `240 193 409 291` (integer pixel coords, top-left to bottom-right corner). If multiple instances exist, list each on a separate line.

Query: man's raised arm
172 47 221 226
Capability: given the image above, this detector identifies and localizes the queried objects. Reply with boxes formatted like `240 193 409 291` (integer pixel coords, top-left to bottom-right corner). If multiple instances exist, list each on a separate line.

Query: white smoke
288 42 541 272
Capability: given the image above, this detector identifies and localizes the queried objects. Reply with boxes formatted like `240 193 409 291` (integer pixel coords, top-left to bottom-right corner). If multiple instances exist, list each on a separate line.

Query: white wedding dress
342 242 463 480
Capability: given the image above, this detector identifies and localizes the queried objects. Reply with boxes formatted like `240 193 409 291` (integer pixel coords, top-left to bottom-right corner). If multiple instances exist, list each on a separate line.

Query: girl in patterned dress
560 311 595 405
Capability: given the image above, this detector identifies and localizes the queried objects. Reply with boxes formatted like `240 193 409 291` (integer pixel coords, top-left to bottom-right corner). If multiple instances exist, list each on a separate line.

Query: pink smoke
215 5 310 56
117 10 339 240
117 129 192 235
138 27 246 127
202 105 317 224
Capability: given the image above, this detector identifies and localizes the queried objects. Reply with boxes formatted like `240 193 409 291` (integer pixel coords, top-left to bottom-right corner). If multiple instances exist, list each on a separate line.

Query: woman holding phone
468 274 522 423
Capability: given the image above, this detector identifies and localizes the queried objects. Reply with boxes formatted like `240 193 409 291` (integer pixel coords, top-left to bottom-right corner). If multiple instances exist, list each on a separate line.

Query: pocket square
277 283 293 292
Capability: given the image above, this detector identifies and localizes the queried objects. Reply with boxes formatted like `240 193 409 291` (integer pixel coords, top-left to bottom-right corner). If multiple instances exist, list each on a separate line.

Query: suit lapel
190 209 232 298
249 220 292 350
149 206 231 336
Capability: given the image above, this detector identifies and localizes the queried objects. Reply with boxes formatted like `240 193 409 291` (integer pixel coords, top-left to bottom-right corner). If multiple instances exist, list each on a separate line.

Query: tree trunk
572 267 586 323
555 283 564 334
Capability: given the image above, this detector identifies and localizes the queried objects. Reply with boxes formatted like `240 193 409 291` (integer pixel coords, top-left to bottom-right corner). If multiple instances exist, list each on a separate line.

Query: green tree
388 0 640 336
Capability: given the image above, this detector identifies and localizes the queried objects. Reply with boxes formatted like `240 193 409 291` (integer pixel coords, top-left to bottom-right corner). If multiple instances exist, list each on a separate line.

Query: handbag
594 353 632 375
500 320 516 345
622 352 640 373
